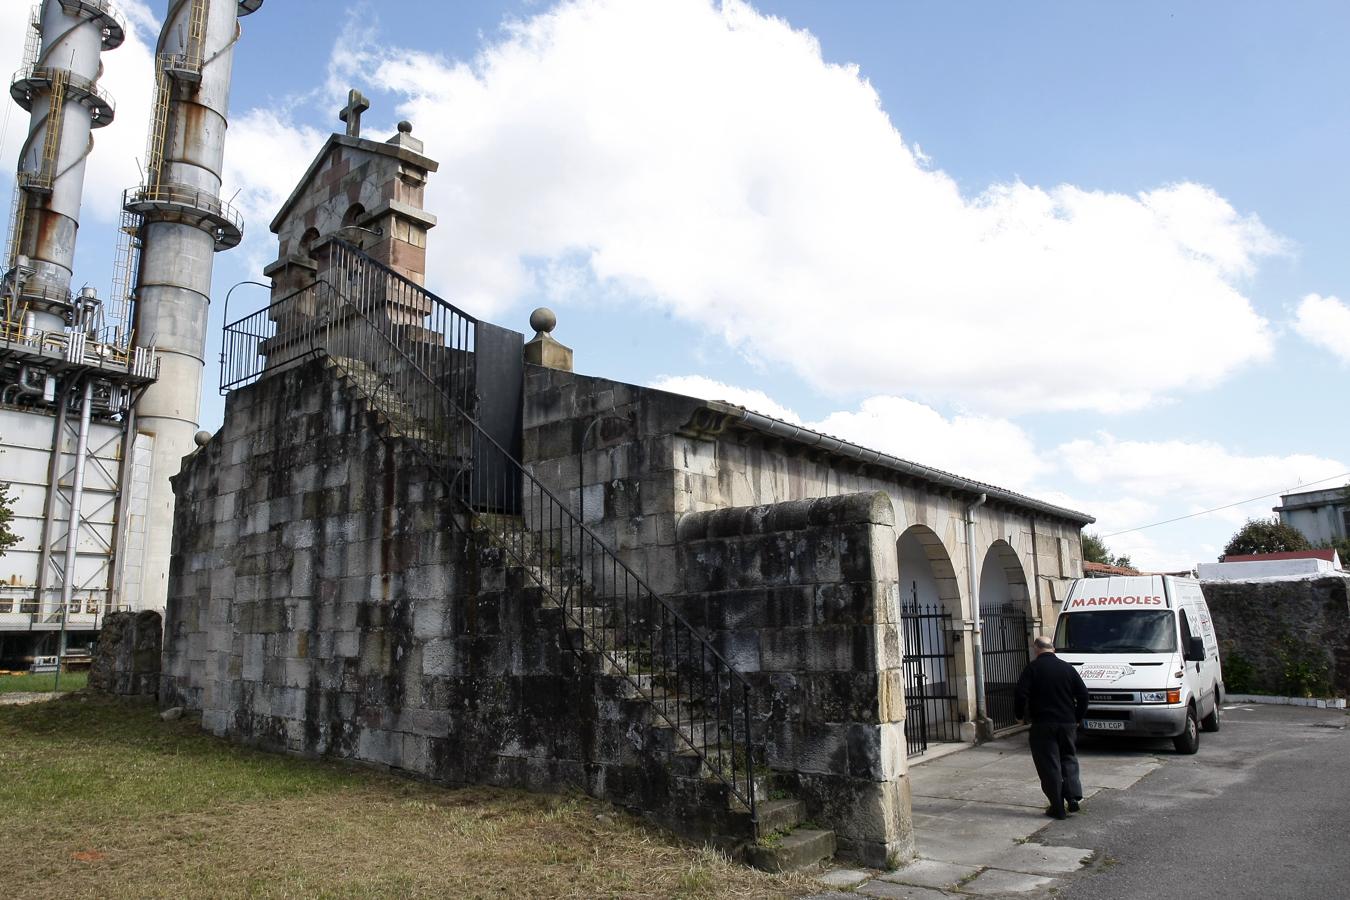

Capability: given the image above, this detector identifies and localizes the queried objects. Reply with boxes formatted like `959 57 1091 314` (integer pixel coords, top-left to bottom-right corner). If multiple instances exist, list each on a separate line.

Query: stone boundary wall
673 492 913 868
1202 575 1350 698
160 359 752 850
89 610 162 695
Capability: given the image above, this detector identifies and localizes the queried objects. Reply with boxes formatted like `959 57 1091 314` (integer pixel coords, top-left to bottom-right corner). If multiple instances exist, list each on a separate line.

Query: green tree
1315 535 1350 564
1081 532 1133 569
0 480 17 558
1222 517 1311 558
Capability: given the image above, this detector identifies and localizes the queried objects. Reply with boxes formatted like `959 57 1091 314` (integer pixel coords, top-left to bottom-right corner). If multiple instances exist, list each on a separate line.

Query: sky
2 0 1348 571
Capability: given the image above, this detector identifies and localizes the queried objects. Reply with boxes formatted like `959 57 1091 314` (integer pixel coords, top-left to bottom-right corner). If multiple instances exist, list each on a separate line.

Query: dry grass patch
0 694 812 899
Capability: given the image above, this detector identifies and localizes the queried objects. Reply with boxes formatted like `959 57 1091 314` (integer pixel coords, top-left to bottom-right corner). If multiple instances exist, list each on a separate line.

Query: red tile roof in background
1083 561 1142 576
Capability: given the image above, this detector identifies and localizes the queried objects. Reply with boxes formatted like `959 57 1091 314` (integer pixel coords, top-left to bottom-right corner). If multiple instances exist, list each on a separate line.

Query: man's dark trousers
1028 723 1082 810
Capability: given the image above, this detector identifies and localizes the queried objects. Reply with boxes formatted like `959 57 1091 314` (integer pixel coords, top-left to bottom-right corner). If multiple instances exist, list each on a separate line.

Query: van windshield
1054 610 1177 654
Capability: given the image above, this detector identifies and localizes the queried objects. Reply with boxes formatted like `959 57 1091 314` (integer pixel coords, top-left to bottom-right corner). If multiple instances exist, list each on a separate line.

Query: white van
1054 575 1223 754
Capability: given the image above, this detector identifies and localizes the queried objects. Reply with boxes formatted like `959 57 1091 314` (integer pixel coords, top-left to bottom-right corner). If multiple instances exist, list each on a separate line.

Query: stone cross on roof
338 88 370 138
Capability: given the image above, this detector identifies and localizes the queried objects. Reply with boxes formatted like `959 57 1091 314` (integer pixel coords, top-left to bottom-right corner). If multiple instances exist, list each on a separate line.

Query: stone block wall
89 610 162 695
522 365 1087 732
161 357 932 862
1202 575 1350 698
521 365 699 597
672 492 912 867
160 358 752 849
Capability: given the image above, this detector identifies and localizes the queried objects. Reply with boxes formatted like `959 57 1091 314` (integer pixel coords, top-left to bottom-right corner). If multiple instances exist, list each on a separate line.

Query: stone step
564 625 650 655
725 774 772 812
744 828 836 874
754 798 806 835
599 671 658 700
651 717 723 752
585 648 652 677
668 745 740 778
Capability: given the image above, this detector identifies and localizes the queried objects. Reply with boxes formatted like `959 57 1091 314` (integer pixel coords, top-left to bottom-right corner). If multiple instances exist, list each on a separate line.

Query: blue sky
3 0 1348 570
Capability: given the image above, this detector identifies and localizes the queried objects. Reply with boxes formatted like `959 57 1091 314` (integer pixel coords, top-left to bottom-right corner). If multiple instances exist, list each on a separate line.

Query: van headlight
1141 691 1167 703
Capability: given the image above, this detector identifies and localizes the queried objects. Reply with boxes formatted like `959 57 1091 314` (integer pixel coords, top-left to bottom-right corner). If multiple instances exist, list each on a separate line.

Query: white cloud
1057 433 1347 568
651 372 1348 570
220 110 327 265
811 396 1047 489
315 0 1283 415
1291 293 1350 364
1058 433 1345 507
652 375 1045 489
1105 532 1196 574
650 374 802 423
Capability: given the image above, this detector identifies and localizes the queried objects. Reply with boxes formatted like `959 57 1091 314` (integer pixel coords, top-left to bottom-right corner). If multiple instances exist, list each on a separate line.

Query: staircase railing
221 239 759 822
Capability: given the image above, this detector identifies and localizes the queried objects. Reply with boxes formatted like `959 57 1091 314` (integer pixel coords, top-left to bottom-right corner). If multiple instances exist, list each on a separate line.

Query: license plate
1083 720 1125 731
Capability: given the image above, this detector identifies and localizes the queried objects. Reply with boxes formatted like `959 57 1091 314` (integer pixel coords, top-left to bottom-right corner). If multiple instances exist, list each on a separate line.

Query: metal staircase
222 238 765 835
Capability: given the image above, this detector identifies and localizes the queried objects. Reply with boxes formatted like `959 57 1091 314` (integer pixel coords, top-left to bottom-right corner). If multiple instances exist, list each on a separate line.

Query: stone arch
342 202 366 229
978 539 1033 731
897 524 964 745
299 226 320 259
896 524 960 613
979 539 1030 614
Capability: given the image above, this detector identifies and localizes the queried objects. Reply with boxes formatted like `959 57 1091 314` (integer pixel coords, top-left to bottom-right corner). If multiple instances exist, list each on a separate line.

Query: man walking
1014 635 1089 819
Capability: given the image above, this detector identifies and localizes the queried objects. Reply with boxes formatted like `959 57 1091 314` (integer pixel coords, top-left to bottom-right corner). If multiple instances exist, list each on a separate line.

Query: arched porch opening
897 525 964 754
979 540 1032 731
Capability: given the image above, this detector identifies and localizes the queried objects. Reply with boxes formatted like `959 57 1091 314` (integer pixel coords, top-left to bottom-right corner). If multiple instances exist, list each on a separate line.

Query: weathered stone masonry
1203 575 1350 697
673 493 912 864
521 364 1091 736
159 356 915 860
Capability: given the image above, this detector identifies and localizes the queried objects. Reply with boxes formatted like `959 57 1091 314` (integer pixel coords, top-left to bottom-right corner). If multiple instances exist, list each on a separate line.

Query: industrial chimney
4 0 122 333
125 0 264 611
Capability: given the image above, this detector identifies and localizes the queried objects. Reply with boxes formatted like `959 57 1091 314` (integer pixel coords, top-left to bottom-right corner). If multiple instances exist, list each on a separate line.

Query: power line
1101 471 1350 538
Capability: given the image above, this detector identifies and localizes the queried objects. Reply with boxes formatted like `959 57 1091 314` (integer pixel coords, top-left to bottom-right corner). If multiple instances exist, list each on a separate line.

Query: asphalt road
1044 702 1349 900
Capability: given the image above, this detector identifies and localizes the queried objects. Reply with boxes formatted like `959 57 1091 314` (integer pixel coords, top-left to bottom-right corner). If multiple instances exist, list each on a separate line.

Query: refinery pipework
5 0 123 334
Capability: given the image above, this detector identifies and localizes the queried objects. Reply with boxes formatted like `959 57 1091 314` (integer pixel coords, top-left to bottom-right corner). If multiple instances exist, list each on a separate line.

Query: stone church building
154 100 1091 870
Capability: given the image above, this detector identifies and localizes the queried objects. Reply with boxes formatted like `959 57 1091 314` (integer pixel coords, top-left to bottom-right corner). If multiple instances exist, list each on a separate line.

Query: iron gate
901 597 961 757
981 605 1030 731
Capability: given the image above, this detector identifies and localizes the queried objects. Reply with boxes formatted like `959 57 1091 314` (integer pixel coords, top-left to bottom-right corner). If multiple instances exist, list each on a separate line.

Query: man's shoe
1045 806 1067 820
1067 799 1080 813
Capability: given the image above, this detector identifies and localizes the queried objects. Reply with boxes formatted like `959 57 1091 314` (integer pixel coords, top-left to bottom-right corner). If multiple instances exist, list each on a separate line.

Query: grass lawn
0 671 88 694
0 694 811 899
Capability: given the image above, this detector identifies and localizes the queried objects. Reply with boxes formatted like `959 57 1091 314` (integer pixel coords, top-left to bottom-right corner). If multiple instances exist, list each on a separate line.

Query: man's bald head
1033 635 1055 655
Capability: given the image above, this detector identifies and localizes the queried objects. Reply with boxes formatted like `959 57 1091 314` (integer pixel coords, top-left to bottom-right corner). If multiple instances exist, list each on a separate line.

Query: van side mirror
1185 637 1205 662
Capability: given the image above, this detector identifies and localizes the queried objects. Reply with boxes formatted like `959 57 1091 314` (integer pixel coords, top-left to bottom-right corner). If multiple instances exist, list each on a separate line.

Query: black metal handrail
219 239 477 410
220 239 759 821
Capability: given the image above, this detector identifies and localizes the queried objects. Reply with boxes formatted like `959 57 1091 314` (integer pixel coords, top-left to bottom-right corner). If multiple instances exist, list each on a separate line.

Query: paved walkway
810 733 1164 898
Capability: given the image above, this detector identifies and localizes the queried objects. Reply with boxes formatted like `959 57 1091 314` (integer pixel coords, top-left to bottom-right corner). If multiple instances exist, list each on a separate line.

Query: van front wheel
1201 694 1221 732
1174 706 1200 754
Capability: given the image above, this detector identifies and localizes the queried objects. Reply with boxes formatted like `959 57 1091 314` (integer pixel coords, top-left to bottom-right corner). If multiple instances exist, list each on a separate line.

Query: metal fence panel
981 606 1030 731
902 596 962 757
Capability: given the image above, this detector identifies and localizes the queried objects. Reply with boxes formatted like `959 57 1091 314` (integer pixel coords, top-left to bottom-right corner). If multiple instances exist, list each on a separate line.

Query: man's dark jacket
1013 652 1089 725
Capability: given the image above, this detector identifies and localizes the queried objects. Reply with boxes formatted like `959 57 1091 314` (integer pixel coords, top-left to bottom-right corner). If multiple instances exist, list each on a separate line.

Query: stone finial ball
530 307 557 335
397 120 413 133
193 430 212 447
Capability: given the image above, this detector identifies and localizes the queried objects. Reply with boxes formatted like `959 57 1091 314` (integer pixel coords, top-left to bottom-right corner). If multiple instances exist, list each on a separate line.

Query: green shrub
1275 636 1332 698
1221 650 1256 694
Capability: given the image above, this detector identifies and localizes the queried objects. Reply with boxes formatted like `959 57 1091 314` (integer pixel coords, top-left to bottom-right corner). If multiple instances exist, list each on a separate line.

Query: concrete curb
1226 693 1346 710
